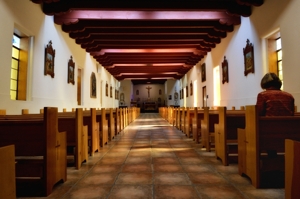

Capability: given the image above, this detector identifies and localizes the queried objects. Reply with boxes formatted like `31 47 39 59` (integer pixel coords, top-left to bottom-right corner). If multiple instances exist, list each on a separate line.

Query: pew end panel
285 139 300 199
215 107 245 166
0 145 16 199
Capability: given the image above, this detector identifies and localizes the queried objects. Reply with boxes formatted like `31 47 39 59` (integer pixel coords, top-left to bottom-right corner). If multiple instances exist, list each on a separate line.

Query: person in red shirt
256 72 294 116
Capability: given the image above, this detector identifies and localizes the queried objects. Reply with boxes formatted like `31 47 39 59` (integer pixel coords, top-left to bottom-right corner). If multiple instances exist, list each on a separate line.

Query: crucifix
146 86 152 98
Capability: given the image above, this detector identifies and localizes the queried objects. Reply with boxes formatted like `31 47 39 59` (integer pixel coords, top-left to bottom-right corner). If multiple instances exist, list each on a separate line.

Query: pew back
238 105 300 188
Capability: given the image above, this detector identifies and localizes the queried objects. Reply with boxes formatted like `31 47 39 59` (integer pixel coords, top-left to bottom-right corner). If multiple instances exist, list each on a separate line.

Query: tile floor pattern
19 113 285 199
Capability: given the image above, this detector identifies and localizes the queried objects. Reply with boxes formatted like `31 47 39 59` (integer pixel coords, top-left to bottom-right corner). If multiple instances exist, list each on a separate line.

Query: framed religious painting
105 82 108 97
68 56 75 85
110 86 113 98
180 90 182 99
90 72 96 98
190 81 193 96
44 40 55 78
243 39 255 76
221 56 229 84
201 63 206 82
186 86 188 97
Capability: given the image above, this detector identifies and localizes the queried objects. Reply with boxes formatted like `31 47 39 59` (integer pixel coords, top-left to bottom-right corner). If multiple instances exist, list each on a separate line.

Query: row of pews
159 105 300 199
0 107 140 198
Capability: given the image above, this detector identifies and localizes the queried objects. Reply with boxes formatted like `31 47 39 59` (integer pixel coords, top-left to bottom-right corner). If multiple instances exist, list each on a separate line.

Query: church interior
1 0 300 198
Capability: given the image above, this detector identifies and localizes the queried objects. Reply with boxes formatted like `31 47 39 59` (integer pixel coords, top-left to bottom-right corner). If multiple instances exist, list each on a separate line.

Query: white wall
0 0 119 114
177 0 300 109
2 0 300 112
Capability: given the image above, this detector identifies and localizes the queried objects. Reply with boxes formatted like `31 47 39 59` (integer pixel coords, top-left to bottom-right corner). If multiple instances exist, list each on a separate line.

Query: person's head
260 72 282 89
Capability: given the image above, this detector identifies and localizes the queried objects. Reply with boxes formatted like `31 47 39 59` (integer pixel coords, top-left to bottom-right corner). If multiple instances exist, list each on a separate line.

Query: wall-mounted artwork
174 92 178 100
105 82 108 97
44 40 55 78
136 89 139 95
201 63 206 82
243 39 255 76
186 86 188 97
222 56 229 84
120 93 124 102
110 86 112 98
159 89 162 95
90 72 96 98
190 81 193 96
68 56 75 85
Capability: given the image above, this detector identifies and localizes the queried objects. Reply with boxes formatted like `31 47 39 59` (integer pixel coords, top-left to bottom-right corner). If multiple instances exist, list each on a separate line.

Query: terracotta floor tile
153 164 184 173
188 172 229 185
154 173 192 185
237 185 285 199
98 157 126 165
77 173 117 185
108 185 152 199
90 164 122 174
128 151 151 157
182 164 213 173
178 157 204 164
195 184 246 199
125 156 151 164
65 185 112 199
121 164 152 173
115 173 153 184
151 151 176 158
154 185 200 199
152 157 179 164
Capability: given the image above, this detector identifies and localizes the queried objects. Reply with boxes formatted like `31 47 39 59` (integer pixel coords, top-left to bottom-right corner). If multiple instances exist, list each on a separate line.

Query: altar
143 101 156 110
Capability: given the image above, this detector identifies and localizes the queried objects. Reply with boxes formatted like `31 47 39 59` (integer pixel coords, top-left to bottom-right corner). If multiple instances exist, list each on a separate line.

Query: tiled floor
19 113 285 199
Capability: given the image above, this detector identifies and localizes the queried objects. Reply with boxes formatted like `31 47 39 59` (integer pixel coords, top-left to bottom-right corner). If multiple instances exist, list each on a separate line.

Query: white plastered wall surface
0 0 118 114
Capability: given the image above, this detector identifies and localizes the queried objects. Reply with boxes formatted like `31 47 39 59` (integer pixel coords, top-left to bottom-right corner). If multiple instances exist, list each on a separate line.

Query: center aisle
38 113 284 199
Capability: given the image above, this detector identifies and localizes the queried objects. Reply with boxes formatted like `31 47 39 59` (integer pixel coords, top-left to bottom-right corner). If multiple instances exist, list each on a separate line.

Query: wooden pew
214 107 245 166
58 108 88 169
115 108 121 134
83 108 100 156
184 108 196 138
180 107 186 133
96 108 109 147
191 107 204 144
0 107 67 196
0 145 16 199
107 108 116 140
238 105 300 188
201 107 218 151
0 109 6 115
285 139 300 199
0 108 88 169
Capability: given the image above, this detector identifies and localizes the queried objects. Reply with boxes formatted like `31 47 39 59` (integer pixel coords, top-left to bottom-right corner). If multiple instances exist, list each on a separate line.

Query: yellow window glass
277 50 282 61
11 69 18 79
10 90 16 100
10 79 17 90
12 47 19 59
